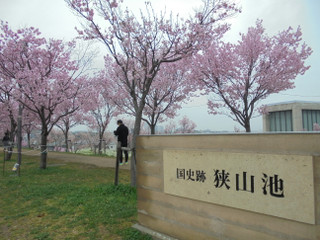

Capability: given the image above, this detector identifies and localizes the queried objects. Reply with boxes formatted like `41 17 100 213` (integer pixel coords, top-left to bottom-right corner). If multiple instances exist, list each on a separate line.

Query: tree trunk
98 132 103 155
17 105 23 176
64 124 70 152
244 120 251 133
150 124 156 135
130 107 143 187
64 132 69 152
27 132 31 149
7 111 17 161
40 127 48 169
7 127 16 161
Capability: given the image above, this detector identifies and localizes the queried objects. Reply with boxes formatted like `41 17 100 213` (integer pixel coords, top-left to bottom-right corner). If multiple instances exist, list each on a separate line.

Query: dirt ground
47 151 130 170
18 149 130 170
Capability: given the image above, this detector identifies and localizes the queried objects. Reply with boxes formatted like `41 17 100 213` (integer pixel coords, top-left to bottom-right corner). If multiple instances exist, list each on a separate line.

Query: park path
23 150 130 170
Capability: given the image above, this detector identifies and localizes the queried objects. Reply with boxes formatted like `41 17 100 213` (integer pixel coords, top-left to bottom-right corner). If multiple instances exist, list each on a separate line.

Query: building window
269 110 293 132
302 110 320 131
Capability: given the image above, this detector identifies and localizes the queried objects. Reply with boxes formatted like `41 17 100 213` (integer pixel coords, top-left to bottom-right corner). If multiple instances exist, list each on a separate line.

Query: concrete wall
135 133 320 240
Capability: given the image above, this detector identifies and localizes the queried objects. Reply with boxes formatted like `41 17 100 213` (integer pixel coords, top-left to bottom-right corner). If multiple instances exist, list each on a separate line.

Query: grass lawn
0 152 152 240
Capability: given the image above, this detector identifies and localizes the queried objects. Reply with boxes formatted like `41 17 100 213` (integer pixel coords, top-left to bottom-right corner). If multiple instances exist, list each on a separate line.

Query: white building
263 101 320 132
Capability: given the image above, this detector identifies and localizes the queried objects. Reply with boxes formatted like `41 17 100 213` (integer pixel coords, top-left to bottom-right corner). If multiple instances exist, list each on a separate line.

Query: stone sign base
136 133 320 240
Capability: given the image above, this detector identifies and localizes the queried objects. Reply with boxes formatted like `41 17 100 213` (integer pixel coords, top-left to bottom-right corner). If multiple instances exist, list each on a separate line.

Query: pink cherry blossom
192 19 312 132
66 0 240 186
0 22 91 168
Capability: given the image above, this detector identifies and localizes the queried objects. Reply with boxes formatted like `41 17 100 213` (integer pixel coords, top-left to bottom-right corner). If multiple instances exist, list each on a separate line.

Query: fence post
114 142 121 186
130 147 136 187
2 147 5 176
4 145 7 161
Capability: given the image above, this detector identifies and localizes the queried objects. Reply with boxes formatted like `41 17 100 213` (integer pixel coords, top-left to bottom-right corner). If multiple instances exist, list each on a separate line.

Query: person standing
114 120 129 165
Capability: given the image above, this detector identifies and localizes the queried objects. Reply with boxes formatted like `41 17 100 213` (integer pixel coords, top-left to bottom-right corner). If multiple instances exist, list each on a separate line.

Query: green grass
0 153 152 240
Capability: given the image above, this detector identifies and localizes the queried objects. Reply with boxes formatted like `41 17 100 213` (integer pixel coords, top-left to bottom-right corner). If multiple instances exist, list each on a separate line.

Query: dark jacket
114 124 129 145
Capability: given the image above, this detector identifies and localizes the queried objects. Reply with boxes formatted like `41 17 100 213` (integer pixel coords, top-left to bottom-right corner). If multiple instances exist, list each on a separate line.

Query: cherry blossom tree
79 130 97 152
0 22 91 168
0 22 44 161
66 0 238 137
82 77 117 154
48 128 65 151
163 120 177 134
85 103 116 154
56 111 84 152
178 115 197 133
72 131 93 153
55 43 95 152
193 19 312 132
103 59 196 134
142 61 196 134
162 117 196 134
67 0 239 185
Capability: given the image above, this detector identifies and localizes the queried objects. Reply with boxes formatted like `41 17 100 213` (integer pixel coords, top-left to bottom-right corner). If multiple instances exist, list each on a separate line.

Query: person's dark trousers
118 141 128 164
122 142 128 163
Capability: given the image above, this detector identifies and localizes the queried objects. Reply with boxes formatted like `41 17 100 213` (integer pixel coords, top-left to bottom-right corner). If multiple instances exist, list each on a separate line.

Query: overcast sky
1 0 319 132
